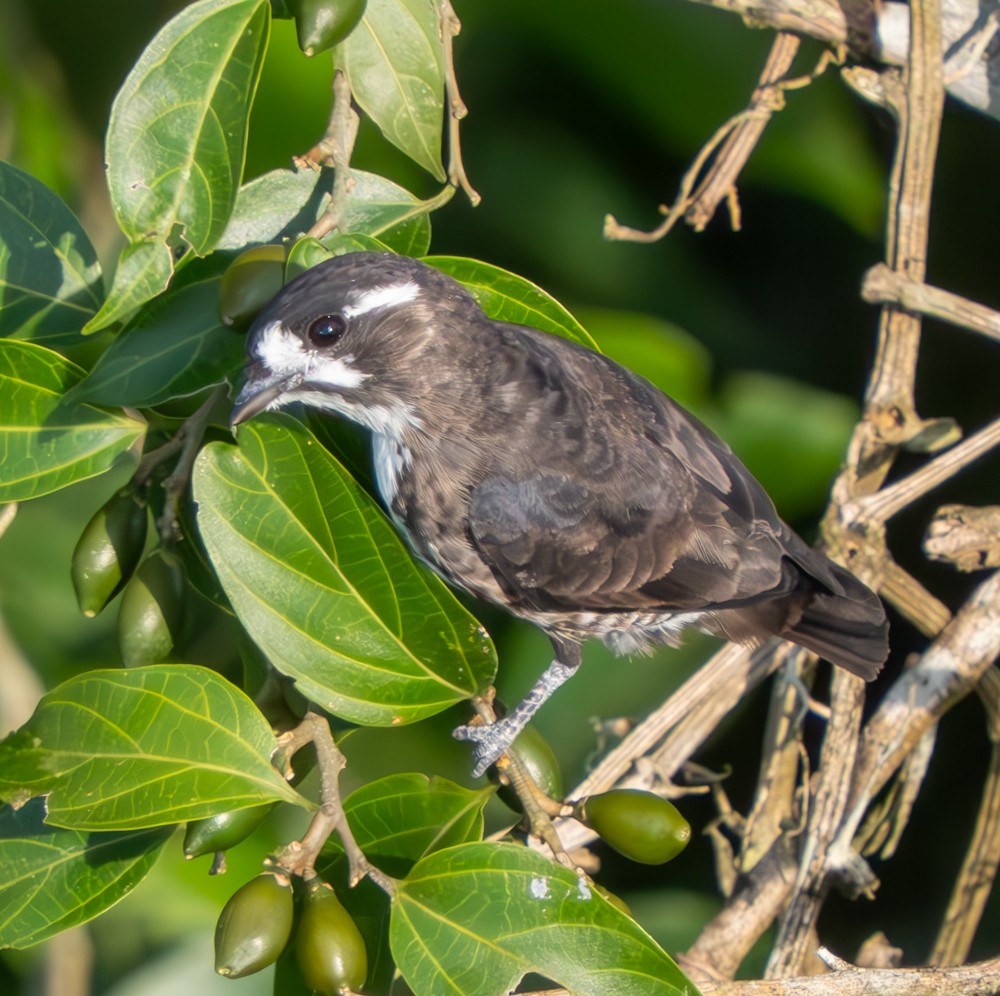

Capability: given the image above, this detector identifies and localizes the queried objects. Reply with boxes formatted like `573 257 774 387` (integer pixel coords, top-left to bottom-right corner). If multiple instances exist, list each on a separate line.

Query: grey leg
454 639 582 778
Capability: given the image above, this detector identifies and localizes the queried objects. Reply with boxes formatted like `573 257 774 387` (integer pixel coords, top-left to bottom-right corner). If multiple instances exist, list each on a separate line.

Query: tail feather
781 560 888 680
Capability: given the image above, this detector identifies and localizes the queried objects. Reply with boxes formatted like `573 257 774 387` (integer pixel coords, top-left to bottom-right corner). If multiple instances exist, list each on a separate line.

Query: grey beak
230 365 302 428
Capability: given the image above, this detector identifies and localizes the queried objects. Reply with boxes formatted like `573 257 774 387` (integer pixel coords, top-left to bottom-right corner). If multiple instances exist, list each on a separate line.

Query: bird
231 252 888 776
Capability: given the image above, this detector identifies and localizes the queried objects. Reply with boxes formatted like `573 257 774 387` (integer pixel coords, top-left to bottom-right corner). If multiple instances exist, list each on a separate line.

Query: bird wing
465 333 794 615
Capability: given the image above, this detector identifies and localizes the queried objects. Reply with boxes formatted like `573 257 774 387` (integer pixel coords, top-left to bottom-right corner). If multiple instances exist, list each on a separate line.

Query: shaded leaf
216 167 431 256
391 842 700 996
285 237 334 281
339 0 445 180
105 0 270 253
70 280 245 408
193 415 495 726
425 256 599 350
0 162 103 344
0 799 171 950
0 340 145 502
82 239 174 334
0 664 303 830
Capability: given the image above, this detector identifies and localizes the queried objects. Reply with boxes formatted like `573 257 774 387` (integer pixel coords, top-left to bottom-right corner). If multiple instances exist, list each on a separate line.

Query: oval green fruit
183 804 276 859
71 489 148 617
294 878 368 995
496 723 564 811
218 244 287 330
215 872 294 979
293 0 367 57
117 549 185 667
579 789 691 865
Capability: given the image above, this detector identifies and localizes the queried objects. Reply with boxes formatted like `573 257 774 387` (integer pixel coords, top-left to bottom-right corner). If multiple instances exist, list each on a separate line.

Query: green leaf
321 774 489 875
0 798 171 950
319 774 491 995
285 237 334 281
0 664 303 830
82 239 174 334
0 162 103 344
70 280 245 408
0 340 145 502
339 0 445 180
105 0 270 253
391 843 700 996
425 257 599 350
193 415 496 726
216 167 431 256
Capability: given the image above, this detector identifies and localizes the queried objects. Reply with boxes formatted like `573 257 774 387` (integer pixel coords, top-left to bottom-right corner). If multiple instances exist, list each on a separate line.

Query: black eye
307 313 347 347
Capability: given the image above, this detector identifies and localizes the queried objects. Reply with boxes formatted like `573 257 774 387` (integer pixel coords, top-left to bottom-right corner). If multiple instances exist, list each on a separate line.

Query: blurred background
1 0 997 991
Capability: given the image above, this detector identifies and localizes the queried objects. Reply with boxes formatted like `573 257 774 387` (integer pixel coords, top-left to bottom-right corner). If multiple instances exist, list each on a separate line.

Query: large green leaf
0 162 103 344
392 843 700 996
338 0 445 180
89 0 270 331
69 280 245 408
319 774 492 994
82 239 174 334
0 799 171 950
425 256 599 350
0 340 145 502
193 415 496 726
0 665 303 830
216 167 432 256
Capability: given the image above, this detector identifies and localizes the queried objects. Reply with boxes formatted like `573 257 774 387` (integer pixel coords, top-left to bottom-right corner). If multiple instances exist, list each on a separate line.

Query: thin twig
440 0 480 205
273 712 396 895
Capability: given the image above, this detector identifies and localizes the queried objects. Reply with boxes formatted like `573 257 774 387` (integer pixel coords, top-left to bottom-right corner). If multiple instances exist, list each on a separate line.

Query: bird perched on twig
231 252 888 776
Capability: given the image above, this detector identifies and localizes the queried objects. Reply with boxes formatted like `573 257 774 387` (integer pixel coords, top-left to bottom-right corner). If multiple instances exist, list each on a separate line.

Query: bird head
231 252 482 435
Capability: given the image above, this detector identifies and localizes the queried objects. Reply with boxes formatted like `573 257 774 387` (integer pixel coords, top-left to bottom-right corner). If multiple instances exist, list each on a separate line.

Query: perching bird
231 252 888 776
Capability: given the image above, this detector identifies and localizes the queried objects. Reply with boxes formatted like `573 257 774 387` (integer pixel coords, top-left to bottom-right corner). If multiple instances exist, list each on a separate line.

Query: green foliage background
1 0 997 992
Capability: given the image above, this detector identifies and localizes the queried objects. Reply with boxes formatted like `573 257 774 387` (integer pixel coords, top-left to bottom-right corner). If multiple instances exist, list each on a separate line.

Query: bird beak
230 364 302 429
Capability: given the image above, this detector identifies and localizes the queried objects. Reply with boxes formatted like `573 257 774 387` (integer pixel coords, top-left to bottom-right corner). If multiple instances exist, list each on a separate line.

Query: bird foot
453 716 525 778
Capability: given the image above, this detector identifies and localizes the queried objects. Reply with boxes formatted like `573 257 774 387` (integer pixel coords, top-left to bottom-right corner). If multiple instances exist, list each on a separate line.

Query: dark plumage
232 252 888 774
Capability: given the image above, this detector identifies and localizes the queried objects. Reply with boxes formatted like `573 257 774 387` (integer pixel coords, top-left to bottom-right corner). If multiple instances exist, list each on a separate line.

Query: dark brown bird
232 252 888 775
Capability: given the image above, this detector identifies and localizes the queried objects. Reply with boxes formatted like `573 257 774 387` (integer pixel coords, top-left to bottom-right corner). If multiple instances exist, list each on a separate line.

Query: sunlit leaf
339 0 445 180
0 340 145 502
70 280 245 408
391 843 700 996
0 665 304 830
106 0 270 252
425 256 599 350
0 162 103 344
193 415 496 726
0 799 171 950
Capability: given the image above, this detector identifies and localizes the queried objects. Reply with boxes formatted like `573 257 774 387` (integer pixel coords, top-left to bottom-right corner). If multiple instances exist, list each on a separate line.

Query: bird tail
779 552 888 680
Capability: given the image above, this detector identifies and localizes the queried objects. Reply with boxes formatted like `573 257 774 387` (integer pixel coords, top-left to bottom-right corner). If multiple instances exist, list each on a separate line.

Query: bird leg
454 640 583 777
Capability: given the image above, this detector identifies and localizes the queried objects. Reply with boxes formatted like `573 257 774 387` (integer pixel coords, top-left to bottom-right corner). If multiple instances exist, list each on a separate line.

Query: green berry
292 0 367 57
183 804 275 859
71 489 147 617
215 872 294 979
578 789 691 865
218 244 288 330
294 878 368 994
495 724 564 811
117 550 185 667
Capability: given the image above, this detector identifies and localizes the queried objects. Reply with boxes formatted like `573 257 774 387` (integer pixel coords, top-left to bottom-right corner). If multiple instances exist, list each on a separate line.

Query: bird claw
453 717 520 778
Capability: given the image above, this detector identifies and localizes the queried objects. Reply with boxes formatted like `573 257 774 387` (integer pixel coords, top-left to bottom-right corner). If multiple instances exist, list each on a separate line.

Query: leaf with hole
391 842 701 996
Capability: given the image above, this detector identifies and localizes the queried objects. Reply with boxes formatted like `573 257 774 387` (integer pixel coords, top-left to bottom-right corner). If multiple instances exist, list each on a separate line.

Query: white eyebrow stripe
343 281 420 318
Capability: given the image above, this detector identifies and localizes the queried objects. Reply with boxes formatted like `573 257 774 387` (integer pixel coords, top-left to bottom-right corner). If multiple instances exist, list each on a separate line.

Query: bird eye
307 314 347 347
